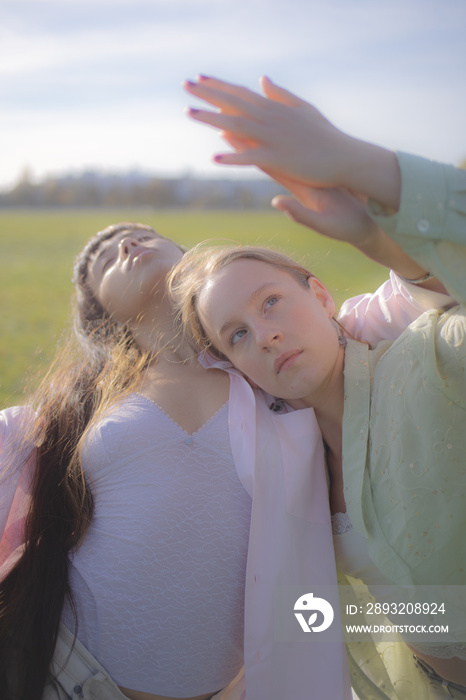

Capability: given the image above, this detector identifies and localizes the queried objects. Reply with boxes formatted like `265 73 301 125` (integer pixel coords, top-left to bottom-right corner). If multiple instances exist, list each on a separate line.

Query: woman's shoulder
374 305 466 397
81 393 161 462
0 404 35 425
0 405 36 455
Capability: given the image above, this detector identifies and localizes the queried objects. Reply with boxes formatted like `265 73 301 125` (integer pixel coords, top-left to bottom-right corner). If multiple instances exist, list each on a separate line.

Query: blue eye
231 329 247 345
265 296 278 309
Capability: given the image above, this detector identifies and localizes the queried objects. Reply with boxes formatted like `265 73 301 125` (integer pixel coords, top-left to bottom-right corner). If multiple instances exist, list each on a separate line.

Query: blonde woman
171 75 466 698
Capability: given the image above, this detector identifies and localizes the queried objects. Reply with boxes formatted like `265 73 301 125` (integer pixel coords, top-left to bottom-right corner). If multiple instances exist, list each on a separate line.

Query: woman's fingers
184 77 264 116
271 195 325 231
189 75 309 110
186 106 271 168
186 107 259 138
272 187 380 245
265 173 321 206
195 75 266 106
259 76 309 108
184 75 309 119
222 132 259 152
213 148 268 166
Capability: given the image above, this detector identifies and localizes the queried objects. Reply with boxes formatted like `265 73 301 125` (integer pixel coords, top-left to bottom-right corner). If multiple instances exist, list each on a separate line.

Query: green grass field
0 208 389 408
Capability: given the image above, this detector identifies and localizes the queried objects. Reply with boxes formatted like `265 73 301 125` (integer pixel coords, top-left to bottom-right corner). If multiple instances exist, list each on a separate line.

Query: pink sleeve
0 407 36 578
338 270 454 344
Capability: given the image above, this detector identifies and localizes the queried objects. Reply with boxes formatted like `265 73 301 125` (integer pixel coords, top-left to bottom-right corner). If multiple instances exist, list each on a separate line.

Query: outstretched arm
185 76 447 293
185 75 401 211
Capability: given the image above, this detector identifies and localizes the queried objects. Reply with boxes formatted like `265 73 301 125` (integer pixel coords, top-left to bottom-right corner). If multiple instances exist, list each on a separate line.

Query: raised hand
185 76 352 187
269 177 374 246
271 176 445 286
184 75 401 211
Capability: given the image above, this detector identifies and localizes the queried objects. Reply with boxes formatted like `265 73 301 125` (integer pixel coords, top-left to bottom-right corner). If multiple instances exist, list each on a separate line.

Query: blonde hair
168 243 315 360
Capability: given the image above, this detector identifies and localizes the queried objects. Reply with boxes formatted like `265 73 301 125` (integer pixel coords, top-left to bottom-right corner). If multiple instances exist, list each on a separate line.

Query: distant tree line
3 158 463 209
0 169 286 209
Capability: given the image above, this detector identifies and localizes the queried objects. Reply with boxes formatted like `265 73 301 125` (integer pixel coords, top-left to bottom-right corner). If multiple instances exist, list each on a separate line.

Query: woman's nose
118 236 139 258
255 324 282 349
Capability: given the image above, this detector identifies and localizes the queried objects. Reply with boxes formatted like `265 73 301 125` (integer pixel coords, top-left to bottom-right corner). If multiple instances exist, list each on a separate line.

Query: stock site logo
294 592 334 633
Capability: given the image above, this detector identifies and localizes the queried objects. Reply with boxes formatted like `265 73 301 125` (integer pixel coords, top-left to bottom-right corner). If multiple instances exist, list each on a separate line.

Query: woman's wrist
354 225 426 276
339 139 401 212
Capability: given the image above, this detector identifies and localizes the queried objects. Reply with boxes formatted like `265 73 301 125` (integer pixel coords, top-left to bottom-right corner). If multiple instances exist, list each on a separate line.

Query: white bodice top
62 394 252 696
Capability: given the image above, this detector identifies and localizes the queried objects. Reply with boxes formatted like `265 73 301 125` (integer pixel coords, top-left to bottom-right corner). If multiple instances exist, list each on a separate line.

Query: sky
1 0 465 191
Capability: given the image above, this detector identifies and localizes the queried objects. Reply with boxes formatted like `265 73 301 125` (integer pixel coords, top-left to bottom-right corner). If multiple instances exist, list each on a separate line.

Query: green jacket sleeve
367 152 466 303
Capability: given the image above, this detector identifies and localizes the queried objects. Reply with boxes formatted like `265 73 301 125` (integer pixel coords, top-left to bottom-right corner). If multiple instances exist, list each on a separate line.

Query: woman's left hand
269 176 377 247
267 175 446 289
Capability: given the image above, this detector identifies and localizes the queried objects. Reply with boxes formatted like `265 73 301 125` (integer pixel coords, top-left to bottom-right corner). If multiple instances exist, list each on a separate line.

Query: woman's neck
289 347 345 456
313 389 344 462
313 348 346 515
287 347 346 515
130 300 197 366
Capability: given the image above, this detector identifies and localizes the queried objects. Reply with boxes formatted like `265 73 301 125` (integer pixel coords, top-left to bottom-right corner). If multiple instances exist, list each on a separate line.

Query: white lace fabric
62 394 251 696
331 511 353 535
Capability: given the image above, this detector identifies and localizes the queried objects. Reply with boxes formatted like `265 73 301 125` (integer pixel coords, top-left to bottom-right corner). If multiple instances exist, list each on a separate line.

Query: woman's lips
128 248 154 269
274 350 303 374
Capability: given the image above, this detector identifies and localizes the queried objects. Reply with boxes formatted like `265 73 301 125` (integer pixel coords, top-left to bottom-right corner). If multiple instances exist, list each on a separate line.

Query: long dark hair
0 223 157 699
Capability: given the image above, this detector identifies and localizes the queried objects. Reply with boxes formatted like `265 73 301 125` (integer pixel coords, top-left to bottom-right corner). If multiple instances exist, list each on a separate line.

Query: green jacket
343 152 466 699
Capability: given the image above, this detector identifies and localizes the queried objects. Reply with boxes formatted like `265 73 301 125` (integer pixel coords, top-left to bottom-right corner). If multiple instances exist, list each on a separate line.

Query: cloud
0 0 465 188
2 0 464 85
0 98 230 187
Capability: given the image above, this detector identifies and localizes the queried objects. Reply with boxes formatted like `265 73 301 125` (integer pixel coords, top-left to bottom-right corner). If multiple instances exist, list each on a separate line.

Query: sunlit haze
1 0 465 190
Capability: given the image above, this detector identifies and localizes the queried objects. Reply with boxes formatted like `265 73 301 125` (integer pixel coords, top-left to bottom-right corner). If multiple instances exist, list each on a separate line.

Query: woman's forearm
341 138 401 212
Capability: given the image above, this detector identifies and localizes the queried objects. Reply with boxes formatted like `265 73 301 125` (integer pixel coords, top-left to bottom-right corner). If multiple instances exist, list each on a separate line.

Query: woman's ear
308 277 336 317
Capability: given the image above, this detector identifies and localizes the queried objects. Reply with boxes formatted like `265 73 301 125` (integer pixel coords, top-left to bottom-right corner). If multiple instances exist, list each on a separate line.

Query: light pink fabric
339 270 453 342
0 406 35 579
225 369 352 699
